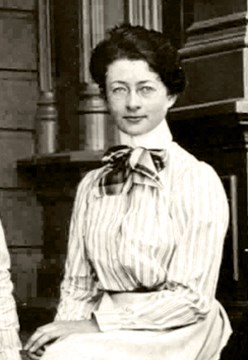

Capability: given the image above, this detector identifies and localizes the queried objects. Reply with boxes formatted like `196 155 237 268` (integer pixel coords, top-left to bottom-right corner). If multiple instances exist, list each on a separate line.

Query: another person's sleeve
0 220 22 359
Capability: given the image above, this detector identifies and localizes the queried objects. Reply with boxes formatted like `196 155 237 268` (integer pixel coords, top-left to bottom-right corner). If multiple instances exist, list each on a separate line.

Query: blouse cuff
55 298 97 321
93 309 121 332
93 292 121 332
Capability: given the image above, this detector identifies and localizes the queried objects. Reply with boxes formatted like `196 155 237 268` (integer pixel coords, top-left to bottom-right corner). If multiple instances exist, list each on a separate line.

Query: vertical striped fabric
0 221 22 359
56 139 230 337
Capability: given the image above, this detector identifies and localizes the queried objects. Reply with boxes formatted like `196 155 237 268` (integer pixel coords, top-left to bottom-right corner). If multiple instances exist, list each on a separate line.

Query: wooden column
36 0 58 154
127 0 163 30
78 0 112 151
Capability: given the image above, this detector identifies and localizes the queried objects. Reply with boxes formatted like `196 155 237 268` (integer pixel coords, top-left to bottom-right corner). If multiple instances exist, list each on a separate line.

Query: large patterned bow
97 145 167 195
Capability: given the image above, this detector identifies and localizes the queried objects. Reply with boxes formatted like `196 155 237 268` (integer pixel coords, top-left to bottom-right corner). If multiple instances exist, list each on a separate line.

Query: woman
25 24 232 359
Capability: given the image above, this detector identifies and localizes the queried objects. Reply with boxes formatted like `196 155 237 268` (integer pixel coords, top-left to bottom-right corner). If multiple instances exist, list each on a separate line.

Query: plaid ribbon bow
98 145 167 195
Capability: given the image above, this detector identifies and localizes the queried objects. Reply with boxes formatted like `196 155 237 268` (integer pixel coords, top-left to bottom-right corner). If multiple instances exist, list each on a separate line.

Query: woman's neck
118 119 172 150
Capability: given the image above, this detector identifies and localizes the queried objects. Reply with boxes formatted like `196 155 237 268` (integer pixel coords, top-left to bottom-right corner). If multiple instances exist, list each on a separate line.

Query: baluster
78 0 112 151
36 0 58 154
127 0 162 30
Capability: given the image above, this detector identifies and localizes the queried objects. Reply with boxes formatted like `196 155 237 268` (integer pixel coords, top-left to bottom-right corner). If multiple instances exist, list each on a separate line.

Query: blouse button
124 306 133 314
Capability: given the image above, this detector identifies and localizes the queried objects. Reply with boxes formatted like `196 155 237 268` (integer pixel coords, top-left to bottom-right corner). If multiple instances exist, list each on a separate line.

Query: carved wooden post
36 0 58 154
78 0 112 151
127 0 163 31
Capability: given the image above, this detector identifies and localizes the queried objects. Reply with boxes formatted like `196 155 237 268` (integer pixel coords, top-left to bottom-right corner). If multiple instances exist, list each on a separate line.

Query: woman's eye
139 86 155 95
112 87 127 94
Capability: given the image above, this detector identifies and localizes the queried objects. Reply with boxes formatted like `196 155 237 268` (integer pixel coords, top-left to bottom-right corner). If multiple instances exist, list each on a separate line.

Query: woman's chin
123 129 146 136
118 125 150 137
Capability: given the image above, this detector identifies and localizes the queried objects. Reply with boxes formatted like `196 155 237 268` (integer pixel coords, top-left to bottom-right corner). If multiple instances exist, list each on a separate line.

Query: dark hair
89 23 186 96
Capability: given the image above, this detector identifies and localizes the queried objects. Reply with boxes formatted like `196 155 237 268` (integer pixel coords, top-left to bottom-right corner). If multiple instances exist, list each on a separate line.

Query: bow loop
102 145 132 165
97 145 167 195
102 145 132 171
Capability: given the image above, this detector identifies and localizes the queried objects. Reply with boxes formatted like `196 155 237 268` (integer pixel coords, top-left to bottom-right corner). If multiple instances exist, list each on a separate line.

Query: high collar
118 119 173 150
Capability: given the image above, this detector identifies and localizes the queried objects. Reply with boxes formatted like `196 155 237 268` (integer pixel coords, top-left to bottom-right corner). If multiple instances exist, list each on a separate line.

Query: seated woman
25 24 232 360
0 219 22 359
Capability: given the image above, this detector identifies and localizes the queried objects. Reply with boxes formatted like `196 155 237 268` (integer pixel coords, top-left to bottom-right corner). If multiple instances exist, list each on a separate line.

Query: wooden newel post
78 0 113 151
36 0 58 154
36 91 58 154
78 83 109 150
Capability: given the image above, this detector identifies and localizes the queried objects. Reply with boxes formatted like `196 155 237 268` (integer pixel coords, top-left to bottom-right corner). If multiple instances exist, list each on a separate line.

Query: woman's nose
126 90 141 111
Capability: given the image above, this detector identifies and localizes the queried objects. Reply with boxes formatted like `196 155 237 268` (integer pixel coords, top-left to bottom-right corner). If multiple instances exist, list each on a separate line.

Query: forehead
106 59 160 83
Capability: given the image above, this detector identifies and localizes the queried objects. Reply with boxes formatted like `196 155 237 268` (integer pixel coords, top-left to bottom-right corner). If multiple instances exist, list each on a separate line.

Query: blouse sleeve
0 221 22 359
55 172 103 321
94 162 229 331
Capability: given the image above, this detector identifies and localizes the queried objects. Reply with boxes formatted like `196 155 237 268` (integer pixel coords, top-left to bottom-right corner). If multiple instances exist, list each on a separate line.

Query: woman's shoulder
169 142 222 186
75 166 106 195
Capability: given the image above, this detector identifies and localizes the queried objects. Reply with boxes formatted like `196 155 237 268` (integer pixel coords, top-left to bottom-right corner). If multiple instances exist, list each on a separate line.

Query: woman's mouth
123 116 146 123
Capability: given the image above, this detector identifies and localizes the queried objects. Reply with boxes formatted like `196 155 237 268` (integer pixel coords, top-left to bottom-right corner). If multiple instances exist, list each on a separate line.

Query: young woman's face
106 59 176 136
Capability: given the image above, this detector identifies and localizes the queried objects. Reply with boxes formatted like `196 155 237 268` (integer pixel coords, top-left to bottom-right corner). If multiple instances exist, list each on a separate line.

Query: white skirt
41 293 232 360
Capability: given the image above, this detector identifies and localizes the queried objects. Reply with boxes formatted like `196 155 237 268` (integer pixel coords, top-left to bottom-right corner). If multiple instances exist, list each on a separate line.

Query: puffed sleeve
0 220 22 359
94 162 229 331
55 171 103 321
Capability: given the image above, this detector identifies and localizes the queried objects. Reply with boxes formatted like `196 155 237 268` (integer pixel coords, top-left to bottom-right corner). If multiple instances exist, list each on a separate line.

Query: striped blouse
56 128 230 334
0 221 22 360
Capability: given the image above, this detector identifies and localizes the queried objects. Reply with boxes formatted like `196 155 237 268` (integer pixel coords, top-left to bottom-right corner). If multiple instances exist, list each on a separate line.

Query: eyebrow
110 80 155 86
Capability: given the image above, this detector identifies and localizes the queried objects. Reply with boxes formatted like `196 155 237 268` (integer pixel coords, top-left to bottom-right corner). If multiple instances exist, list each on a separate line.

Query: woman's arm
0 221 22 359
93 163 229 331
56 172 103 321
25 173 102 358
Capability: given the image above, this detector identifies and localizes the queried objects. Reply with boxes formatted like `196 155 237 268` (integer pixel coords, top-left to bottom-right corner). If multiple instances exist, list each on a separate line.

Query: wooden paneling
195 0 247 21
0 131 34 187
0 72 37 130
10 247 43 302
174 2 248 118
0 11 37 70
0 0 39 304
178 50 244 107
0 189 43 246
0 0 35 10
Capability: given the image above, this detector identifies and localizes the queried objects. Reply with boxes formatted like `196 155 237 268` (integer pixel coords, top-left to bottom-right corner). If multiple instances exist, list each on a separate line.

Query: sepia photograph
0 1 247 359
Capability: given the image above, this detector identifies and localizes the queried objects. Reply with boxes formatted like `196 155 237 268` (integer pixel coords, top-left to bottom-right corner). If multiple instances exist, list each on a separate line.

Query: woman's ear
168 94 177 108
